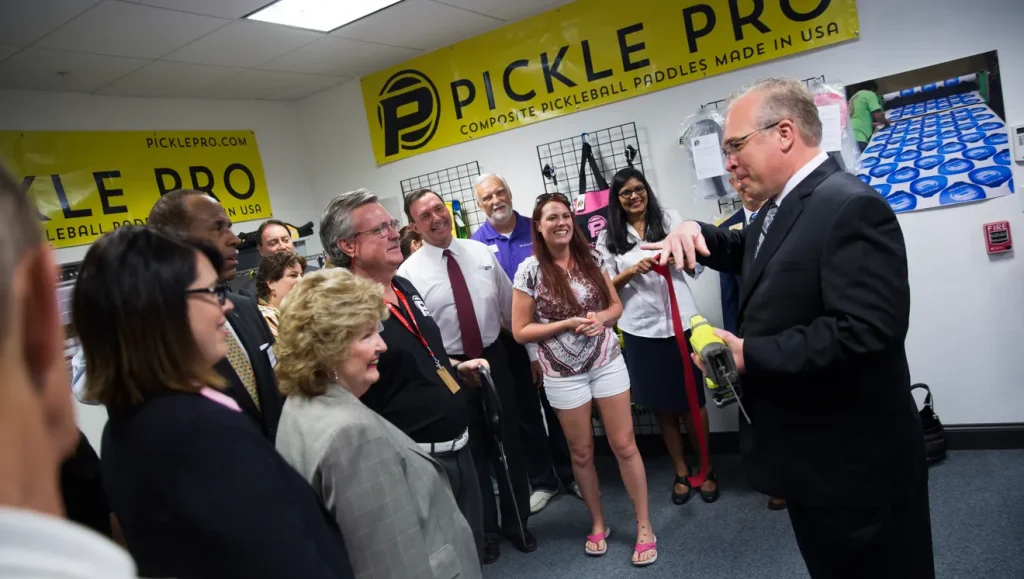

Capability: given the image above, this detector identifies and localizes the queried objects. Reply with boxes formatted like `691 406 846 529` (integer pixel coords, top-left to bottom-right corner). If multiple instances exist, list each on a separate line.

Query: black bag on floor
912 384 947 464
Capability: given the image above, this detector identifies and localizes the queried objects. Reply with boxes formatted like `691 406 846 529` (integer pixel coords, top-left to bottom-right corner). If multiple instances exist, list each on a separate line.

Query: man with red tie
399 189 535 564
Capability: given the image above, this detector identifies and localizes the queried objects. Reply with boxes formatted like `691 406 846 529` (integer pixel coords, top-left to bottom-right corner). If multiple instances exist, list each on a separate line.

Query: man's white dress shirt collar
775 150 829 208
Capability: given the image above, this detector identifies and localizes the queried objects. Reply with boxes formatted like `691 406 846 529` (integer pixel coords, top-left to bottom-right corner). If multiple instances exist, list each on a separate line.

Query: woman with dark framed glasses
73 226 355 579
596 168 719 507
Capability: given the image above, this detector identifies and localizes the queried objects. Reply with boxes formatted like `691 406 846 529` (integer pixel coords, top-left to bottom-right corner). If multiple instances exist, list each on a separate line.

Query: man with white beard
471 174 579 514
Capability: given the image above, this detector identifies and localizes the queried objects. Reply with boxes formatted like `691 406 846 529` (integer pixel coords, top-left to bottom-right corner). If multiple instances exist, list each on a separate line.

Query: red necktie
445 249 483 358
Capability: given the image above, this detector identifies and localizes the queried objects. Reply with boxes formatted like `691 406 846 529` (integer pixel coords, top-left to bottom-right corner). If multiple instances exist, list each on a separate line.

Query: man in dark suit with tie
149 191 284 441
717 179 784 512
646 78 933 578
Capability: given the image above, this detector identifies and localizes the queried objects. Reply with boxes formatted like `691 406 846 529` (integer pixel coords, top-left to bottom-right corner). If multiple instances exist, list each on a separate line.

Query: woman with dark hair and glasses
255 250 307 337
596 168 719 506
510 193 656 567
73 226 354 579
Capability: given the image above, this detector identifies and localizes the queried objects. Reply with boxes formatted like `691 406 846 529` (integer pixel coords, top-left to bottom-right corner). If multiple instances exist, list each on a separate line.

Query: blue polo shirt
470 211 534 281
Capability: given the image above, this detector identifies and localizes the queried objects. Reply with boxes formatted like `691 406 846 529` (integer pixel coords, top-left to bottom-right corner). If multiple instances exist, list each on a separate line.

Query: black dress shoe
504 529 538 553
483 537 500 564
767 496 787 510
672 474 693 505
699 469 720 503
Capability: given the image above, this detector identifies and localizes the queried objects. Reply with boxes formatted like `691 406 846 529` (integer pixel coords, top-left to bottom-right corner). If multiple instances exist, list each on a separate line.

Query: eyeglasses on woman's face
617 184 647 200
186 284 230 305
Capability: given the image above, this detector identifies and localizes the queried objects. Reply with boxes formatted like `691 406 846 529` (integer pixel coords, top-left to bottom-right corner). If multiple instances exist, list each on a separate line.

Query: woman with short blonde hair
275 268 481 579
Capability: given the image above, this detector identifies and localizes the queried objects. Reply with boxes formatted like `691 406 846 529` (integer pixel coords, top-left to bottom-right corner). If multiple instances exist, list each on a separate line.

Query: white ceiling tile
273 75 350 101
130 0 271 19
96 60 244 97
35 1 228 59
0 45 23 62
258 37 421 77
163 19 322 68
0 48 148 93
487 0 573 22
332 0 501 50
0 0 100 46
195 69 346 101
429 0 511 17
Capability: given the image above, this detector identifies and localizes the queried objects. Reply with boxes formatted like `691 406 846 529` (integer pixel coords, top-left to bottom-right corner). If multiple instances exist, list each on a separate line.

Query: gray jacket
276 385 480 579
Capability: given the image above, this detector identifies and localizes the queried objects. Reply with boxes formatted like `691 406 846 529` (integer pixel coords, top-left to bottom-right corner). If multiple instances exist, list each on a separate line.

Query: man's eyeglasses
618 184 647 199
721 121 782 156
186 284 229 305
353 219 401 239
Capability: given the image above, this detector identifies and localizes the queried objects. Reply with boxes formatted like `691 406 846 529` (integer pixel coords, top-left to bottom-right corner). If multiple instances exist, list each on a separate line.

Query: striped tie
754 198 779 259
226 331 260 410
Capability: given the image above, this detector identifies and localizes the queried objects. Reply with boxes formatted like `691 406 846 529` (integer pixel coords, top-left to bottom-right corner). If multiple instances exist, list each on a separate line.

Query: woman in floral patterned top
511 193 657 567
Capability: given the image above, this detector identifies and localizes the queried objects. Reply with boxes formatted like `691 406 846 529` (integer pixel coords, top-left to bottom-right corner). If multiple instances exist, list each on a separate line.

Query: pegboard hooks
542 164 558 186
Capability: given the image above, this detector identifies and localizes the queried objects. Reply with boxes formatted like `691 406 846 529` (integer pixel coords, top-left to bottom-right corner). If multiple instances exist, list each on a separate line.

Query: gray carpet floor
484 450 1024 578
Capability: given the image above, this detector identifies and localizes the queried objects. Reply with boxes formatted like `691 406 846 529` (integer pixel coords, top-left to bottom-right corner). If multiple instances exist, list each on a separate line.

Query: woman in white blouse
596 168 719 505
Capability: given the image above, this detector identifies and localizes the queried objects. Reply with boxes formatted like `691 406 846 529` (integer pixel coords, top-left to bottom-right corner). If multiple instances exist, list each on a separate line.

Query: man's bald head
148 190 240 281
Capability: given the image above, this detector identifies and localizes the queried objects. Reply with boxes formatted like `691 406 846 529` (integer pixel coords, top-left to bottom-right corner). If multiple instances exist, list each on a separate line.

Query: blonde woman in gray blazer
274 269 481 579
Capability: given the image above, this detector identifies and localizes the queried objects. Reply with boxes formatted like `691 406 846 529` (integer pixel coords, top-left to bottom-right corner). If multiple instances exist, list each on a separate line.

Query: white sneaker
529 489 557 513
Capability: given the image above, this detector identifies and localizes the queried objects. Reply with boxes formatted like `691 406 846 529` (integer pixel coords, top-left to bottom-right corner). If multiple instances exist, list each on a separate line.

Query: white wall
0 89 323 448
296 0 1024 429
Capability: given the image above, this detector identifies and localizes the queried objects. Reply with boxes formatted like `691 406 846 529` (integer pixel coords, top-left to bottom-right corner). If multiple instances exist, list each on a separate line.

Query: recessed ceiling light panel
247 0 403 33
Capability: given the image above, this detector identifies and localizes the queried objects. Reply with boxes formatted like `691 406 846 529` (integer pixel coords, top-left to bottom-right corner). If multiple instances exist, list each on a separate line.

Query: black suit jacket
698 157 926 509
716 209 746 335
219 294 283 441
102 392 354 579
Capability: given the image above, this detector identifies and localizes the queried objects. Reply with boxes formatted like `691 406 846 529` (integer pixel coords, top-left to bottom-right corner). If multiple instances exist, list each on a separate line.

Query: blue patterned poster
858 92 1013 213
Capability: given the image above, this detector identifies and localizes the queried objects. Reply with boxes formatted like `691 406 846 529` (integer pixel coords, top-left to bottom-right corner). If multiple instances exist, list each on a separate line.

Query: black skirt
622 330 706 414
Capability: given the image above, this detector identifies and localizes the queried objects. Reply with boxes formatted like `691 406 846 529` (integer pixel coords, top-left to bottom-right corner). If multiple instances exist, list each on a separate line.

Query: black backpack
912 384 947 464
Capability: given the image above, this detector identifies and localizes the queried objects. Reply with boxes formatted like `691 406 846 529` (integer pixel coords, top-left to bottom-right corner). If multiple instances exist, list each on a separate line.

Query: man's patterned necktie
226 331 260 410
754 198 779 259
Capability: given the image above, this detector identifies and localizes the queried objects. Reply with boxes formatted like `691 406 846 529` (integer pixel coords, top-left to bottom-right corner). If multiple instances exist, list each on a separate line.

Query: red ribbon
652 254 709 488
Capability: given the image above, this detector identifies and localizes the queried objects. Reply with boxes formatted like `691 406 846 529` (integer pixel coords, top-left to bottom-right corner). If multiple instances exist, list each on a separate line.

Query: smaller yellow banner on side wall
361 0 860 165
0 130 272 249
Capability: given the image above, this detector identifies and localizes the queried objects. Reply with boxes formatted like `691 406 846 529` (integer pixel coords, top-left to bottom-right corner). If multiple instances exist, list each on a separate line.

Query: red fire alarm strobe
984 221 1012 254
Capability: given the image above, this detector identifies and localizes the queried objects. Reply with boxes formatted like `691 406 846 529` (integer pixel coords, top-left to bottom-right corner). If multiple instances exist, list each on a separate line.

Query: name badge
438 367 460 394
489 244 499 254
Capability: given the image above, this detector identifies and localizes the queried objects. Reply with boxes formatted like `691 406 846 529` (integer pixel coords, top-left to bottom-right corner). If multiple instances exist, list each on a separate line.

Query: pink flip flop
632 535 657 567
584 527 611 556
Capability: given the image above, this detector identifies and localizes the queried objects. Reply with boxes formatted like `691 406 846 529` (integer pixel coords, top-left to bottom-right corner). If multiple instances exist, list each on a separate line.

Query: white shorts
543 355 631 410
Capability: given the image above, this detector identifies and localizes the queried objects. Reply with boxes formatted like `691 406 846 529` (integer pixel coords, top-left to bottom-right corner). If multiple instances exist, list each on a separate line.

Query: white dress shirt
0 507 137 578
399 238 527 358
776 150 829 208
596 209 703 337
743 206 756 226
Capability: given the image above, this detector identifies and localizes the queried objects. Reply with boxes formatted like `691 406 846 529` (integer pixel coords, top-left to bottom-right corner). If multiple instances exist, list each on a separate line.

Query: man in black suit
646 78 933 578
717 180 784 512
149 191 284 440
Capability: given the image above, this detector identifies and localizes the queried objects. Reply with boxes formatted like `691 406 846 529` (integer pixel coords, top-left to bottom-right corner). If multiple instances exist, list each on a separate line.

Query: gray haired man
647 78 933 579
0 165 136 577
320 189 491 564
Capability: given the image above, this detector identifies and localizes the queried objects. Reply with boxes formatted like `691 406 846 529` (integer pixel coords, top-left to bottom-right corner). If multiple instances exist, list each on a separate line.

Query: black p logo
377 69 441 157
